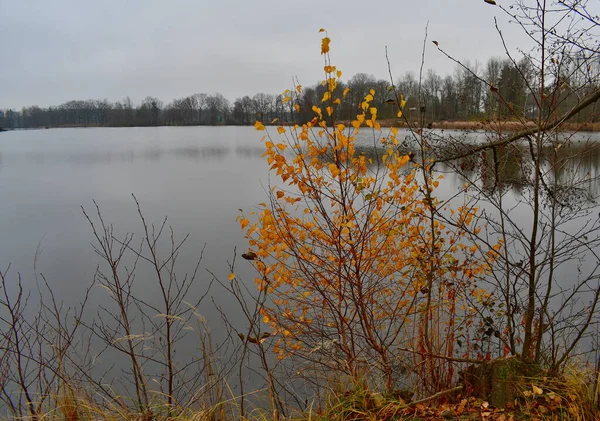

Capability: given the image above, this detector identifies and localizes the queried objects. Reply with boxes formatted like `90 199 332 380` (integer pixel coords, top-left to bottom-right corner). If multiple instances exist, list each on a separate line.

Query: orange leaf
532 385 543 395
321 37 330 55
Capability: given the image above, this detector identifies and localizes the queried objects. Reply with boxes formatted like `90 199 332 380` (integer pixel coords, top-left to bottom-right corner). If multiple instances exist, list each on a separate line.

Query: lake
2 126 600 407
2 125 600 325
0 127 270 309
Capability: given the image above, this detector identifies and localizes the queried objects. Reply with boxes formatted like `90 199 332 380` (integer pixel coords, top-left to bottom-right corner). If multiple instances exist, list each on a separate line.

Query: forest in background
2 53 599 130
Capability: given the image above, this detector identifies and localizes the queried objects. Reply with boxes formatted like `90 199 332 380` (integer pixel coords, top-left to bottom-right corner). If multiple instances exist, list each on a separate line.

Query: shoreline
369 119 600 132
4 120 600 132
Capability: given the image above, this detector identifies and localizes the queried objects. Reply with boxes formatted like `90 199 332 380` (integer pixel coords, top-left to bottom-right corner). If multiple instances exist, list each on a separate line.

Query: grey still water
2 126 600 395
0 127 271 317
2 126 600 323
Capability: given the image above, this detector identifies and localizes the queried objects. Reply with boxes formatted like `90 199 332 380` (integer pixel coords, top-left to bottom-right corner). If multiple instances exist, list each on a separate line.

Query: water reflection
298 130 600 200
18 146 234 165
444 140 600 200
10 145 272 165
1 126 600 408
235 145 265 158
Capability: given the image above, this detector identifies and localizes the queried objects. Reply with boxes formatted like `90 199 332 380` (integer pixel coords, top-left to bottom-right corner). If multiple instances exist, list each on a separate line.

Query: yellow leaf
254 121 265 131
343 87 350 98
319 28 325 33
329 163 340 177
532 385 543 395
276 142 287 150
312 105 322 119
283 96 291 104
294 103 300 113
369 89 375 96
228 273 236 281
271 118 278 123
336 70 342 78
322 91 330 102
397 110 403 118
276 191 285 199
277 127 286 135
263 314 271 323
327 78 336 92
240 218 249 230
321 37 331 55
296 85 302 93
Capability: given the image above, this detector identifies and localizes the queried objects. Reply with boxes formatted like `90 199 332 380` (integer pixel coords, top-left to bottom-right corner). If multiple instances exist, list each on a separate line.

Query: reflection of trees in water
235 146 265 158
480 146 530 195
551 141 600 202
292 128 600 202
261 133 600 201
435 139 600 202
17 146 235 165
302 144 416 177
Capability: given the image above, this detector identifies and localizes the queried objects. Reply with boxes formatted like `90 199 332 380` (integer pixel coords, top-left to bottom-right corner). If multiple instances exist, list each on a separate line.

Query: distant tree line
1 54 598 129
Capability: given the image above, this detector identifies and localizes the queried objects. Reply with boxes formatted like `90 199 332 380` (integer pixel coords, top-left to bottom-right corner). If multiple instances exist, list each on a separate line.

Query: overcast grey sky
0 0 529 109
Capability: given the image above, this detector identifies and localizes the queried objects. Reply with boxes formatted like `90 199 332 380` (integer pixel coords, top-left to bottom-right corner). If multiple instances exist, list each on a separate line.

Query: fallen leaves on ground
320 390 592 421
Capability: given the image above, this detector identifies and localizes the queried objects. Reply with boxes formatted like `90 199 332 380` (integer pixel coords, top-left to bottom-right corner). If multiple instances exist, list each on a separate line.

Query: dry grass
371 119 600 132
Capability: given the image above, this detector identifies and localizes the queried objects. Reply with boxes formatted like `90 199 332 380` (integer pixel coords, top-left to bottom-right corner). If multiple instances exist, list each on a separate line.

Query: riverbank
374 119 600 132
6 119 600 132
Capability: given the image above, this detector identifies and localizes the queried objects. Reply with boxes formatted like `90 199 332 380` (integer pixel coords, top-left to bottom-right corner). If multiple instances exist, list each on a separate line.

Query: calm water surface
0 127 271 316
2 126 600 402
2 126 600 316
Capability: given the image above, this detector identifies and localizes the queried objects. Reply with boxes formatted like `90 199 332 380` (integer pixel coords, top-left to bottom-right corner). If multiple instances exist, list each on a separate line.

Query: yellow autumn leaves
242 31 495 382
321 38 330 55
254 120 287 135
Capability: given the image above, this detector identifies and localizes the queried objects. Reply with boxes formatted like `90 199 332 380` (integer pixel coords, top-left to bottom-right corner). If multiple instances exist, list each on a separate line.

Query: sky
0 0 531 109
